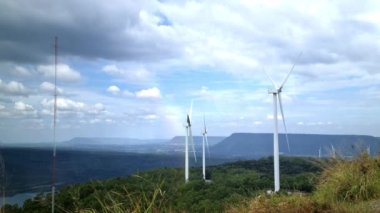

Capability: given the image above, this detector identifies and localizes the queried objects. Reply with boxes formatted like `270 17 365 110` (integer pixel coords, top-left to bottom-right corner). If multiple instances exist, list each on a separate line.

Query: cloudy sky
0 0 379 143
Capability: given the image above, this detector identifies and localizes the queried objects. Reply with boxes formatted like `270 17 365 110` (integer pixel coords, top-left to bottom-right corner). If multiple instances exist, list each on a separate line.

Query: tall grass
84 176 168 213
227 193 315 213
227 153 380 212
314 153 380 204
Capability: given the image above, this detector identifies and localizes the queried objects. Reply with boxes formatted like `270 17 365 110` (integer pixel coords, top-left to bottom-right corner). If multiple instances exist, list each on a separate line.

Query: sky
0 0 379 143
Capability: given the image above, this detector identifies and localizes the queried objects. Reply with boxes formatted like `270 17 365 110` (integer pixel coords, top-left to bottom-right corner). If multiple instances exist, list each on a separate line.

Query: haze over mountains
211 133 380 159
1 133 379 197
2 133 379 159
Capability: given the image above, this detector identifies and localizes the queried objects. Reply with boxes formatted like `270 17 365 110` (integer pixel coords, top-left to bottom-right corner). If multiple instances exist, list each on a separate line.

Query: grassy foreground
228 153 380 212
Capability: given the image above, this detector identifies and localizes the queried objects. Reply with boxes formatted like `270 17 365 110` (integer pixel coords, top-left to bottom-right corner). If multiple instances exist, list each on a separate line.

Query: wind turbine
367 145 371 156
318 147 322 159
202 115 210 181
264 52 302 192
331 144 336 159
184 101 197 183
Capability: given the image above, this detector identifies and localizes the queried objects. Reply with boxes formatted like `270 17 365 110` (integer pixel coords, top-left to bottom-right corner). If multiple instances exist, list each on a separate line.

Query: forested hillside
2 157 323 212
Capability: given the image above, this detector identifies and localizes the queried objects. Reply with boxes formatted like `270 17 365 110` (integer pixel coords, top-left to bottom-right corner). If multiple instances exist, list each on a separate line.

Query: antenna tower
51 36 58 213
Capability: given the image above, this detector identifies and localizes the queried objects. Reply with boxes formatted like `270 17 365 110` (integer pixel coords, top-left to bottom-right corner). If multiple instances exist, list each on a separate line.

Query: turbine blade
189 127 197 162
203 114 210 157
280 51 302 89
203 114 206 132
278 93 290 153
189 100 194 122
263 68 278 89
205 133 210 158
186 115 191 126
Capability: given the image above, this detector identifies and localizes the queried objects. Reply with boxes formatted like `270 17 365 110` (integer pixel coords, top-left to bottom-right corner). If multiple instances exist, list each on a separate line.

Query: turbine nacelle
203 126 207 135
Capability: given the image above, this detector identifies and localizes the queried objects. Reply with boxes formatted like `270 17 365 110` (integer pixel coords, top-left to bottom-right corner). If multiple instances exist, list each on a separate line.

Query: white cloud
102 64 121 75
123 90 134 97
14 66 31 77
0 105 5 110
105 119 114 123
14 101 34 111
0 79 29 96
41 98 107 119
38 64 81 82
88 103 106 114
143 114 158 120
9 101 37 117
266 114 283 120
135 87 161 99
41 98 85 111
39 81 63 94
297 121 333 126
102 64 154 83
90 118 101 124
107 85 121 95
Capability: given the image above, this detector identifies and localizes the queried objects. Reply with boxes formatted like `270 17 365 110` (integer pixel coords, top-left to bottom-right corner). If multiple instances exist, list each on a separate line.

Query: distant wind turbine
202 115 210 181
184 101 197 183
264 52 302 192
331 144 336 159
51 36 58 213
367 145 371 156
318 147 322 159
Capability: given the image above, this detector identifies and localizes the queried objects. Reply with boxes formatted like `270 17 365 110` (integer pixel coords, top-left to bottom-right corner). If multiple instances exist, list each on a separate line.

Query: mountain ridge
211 133 380 159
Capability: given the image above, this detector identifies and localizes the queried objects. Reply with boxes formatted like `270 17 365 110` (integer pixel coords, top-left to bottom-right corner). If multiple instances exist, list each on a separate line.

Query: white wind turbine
331 144 336 159
184 101 197 183
367 145 371 156
264 53 302 192
202 115 210 181
318 147 322 159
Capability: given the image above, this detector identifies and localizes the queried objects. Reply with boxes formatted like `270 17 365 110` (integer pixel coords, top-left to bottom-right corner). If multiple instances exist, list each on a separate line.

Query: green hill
1 157 323 212
4 154 380 212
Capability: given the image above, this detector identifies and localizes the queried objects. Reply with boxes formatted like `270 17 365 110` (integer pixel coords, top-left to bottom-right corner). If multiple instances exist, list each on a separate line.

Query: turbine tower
184 101 197 182
202 115 210 181
318 147 322 159
331 144 336 159
367 145 371 156
265 52 301 192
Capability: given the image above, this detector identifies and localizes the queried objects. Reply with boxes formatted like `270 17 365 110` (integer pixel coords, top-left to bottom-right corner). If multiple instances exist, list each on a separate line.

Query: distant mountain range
1 133 380 196
211 133 380 159
1 133 379 159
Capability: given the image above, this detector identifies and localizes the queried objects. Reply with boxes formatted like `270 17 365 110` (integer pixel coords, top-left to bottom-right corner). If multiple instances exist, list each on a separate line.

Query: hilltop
2 156 323 212
4 154 380 212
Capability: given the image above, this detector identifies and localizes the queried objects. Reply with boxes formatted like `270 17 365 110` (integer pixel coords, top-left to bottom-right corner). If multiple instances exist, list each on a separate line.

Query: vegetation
1 156 322 212
3 154 380 212
314 154 380 203
228 153 380 212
